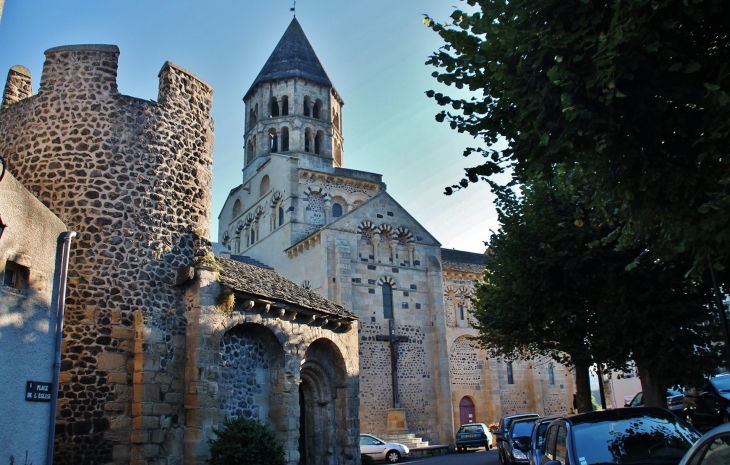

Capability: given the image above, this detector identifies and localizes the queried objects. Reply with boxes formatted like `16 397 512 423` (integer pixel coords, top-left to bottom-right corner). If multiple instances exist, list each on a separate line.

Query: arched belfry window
303 97 311 117
507 361 514 385
458 304 465 321
313 99 322 119
278 206 285 226
281 127 290 152
315 131 324 155
305 128 312 153
382 283 393 319
269 128 278 153
270 97 279 117
332 203 342 218
281 96 289 116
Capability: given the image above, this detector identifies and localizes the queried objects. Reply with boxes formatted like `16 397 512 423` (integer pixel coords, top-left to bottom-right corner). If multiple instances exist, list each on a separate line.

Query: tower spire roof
245 18 333 98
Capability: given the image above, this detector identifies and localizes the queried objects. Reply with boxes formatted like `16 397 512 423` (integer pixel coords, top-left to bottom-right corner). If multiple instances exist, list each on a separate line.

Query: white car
359 433 410 463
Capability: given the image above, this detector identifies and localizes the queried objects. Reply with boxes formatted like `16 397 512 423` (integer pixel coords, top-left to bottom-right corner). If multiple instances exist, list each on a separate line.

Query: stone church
0 16 574 465
218 17 575 448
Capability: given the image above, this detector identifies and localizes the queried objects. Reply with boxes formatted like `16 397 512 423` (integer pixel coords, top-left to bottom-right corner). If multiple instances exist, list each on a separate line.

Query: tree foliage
426 0 730 273
474 172 722 407
207 416 285 465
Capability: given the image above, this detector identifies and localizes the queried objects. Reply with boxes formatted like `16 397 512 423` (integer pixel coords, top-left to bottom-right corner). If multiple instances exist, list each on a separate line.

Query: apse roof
245 18 334 99
440 249 486 274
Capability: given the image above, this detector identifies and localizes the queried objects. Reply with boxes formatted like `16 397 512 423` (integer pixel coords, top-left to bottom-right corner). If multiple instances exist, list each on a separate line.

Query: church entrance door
298 339 348 465
459 396 476 425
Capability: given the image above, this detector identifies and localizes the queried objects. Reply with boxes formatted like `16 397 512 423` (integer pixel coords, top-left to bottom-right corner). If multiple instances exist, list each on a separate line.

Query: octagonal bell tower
242 18 344 184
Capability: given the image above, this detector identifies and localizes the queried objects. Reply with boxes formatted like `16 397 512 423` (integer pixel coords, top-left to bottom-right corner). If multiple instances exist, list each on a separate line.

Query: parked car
359 434 410 463
679 421 730 465
539 407 700 465
684 373 730 428
529 416 564 465
496 413 540 464
626 388 684 411
455 422 492 452
502 416 539 465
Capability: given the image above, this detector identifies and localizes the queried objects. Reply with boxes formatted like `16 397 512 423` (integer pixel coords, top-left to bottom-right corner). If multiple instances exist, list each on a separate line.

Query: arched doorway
299 339 348 465
459 396 476 425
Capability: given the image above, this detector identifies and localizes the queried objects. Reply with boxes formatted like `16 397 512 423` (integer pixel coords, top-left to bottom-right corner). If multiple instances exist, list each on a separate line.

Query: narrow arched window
250 228 256 245
507 361 514 385
458 304 464 321
305 128 312 152
382 283 393 319
270 97 279 117
313 99 322 119
332 203 343 218
232 199 242 218
281 96 289 116
279 206 285 226
548 363 555 385
303 97 311 117
281 127 290 151
246 140 254 165
269 129 278 153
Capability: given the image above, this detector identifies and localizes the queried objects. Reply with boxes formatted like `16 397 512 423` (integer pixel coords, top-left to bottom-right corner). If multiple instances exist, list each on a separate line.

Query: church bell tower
242 18 344 185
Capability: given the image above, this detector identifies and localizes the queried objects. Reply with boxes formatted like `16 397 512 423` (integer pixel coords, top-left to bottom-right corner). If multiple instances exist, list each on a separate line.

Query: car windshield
505 415 537 432
571 412 701 465
511 420 536 438
459 425 483 433
711 376 730 393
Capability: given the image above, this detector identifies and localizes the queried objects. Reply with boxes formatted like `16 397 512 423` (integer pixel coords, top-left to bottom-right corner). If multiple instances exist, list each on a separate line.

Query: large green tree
426 0 730 275
474 173 722 408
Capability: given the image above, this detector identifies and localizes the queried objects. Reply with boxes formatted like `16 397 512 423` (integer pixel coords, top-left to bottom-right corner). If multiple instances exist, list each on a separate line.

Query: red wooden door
459 396 476 425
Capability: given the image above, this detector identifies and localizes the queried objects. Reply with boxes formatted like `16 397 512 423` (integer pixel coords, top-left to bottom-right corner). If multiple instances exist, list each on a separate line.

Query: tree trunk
573 360 593 413
636 362 667 408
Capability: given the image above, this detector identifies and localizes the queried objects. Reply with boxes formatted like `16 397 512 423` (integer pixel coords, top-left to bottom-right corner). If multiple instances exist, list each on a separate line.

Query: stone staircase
381 433 429 449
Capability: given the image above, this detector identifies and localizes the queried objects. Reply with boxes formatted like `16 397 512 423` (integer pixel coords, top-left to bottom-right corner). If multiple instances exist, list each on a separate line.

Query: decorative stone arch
299 337 352 465
444 286 458 327
303 187 326 225
357 220 379 261
377 224 398 263
217 322 288 433
458 395 478 425
356 220 377 235
302 280 311 290
259 175 270 198
377 275 398 290
221 230 231 249
395 226 415 245
449 335 484 390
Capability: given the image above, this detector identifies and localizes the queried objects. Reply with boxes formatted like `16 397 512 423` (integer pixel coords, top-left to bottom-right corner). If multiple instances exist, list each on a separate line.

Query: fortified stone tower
0 45 214 464
242 17 344 182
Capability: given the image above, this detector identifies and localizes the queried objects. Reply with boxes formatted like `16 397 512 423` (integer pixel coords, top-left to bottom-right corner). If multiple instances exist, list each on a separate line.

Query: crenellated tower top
242 18 344 183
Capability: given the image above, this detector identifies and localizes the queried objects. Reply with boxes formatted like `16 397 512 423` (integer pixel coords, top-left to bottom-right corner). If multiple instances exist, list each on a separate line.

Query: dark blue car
540 407 700 465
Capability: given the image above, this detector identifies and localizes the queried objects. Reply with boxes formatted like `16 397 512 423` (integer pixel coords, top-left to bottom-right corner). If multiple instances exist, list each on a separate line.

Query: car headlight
513 449 528 459
399 444 410 454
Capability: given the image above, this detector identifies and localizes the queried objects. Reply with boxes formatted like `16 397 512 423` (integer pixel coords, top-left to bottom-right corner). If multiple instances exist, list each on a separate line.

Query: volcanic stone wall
0 44 214 465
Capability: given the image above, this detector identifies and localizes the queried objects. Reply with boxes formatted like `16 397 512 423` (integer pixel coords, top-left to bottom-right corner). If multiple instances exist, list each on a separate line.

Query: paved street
399 449 499 465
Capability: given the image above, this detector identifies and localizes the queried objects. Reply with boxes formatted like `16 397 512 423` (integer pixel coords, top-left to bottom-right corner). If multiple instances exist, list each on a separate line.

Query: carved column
370 233 380 263
389 239 398 263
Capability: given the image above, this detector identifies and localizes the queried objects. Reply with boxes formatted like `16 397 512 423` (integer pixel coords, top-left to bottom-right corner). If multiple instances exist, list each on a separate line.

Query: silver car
359 433 410 463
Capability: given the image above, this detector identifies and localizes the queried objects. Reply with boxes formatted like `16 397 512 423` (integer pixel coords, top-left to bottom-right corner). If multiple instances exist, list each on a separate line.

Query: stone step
381 433 429 449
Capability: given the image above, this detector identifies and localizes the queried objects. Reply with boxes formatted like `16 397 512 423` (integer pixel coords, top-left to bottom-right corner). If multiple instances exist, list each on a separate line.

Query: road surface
399 448 500 465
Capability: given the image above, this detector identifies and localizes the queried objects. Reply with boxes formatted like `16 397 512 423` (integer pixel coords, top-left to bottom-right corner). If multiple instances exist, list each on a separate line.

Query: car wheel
456 447 462 453
385 450 401 463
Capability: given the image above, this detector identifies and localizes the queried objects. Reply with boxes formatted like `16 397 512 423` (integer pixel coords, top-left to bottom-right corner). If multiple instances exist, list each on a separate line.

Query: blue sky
0 0 502 253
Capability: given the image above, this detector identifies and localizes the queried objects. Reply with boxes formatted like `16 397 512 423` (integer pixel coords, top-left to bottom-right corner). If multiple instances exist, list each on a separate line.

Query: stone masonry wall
0 45 214 465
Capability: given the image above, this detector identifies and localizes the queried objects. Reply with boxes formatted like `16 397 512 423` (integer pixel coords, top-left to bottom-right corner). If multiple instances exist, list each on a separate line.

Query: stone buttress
0 45 214 465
